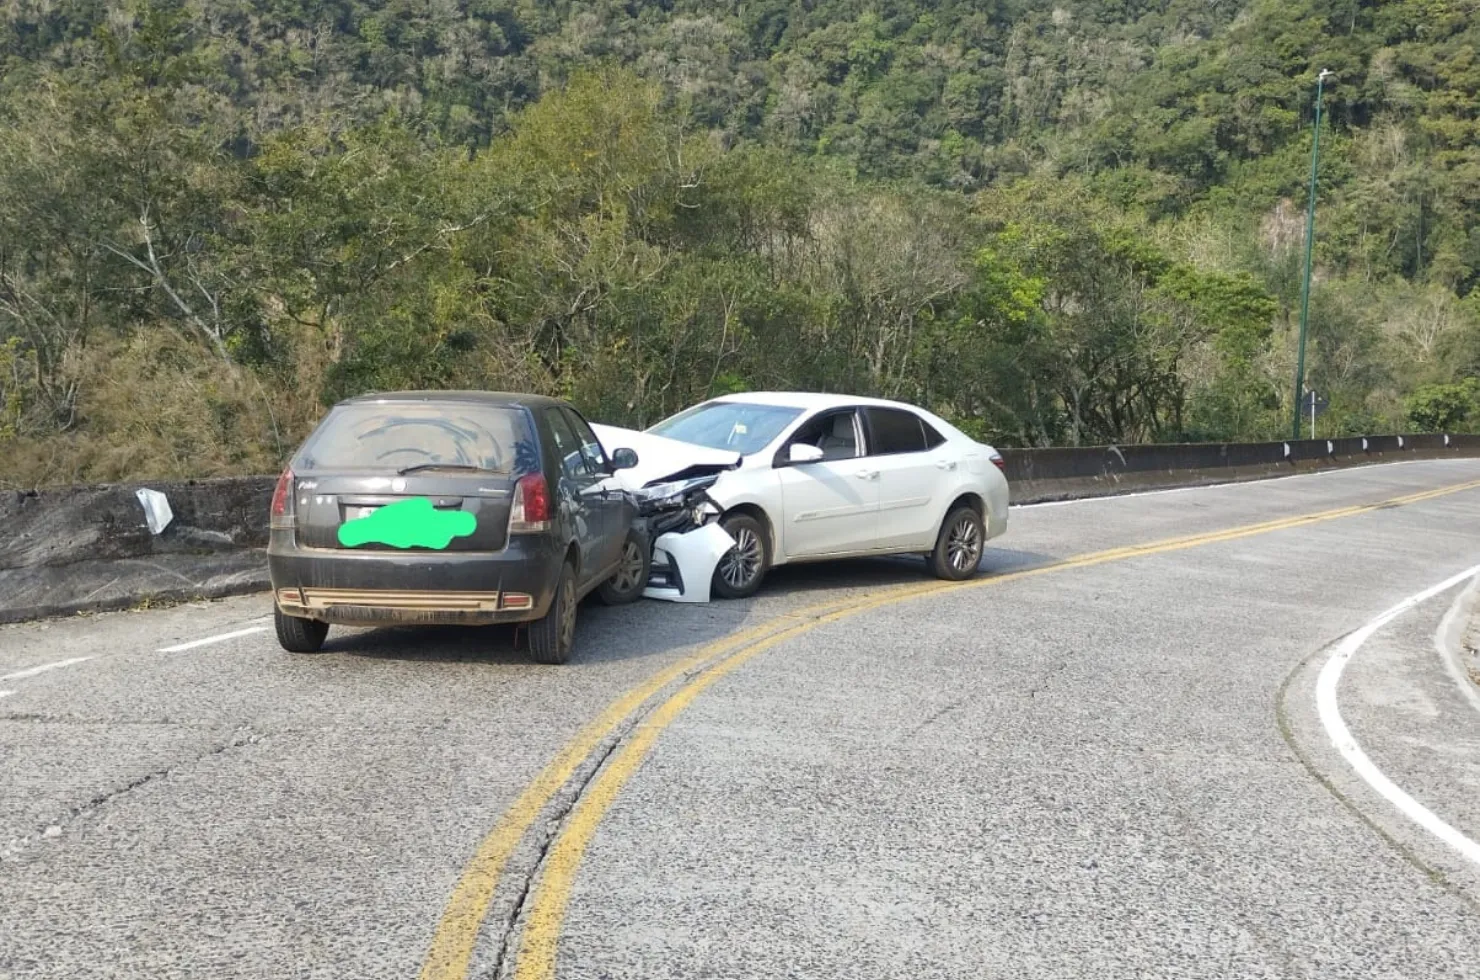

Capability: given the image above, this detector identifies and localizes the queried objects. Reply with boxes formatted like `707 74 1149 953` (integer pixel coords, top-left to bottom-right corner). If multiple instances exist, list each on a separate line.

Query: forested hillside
2 0 1478 485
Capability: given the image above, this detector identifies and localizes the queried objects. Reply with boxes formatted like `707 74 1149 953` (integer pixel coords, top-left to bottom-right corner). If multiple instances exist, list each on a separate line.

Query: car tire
528 561 578 664
711 512 770 599
596 534 649 605
275 606 329 653
929 504 985 581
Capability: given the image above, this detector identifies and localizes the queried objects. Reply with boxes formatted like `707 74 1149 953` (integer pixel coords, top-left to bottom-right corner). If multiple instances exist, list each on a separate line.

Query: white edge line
1315 564 1480 868
1013 456 1466 509
0 656 95 682
157 625 267 653
1435 577 1480 719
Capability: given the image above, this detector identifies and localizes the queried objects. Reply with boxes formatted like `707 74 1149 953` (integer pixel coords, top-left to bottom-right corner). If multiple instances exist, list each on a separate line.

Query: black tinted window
299 402 536 473
789 410 860 461
921 419 946 449
866 407 927 455
544 409 587 480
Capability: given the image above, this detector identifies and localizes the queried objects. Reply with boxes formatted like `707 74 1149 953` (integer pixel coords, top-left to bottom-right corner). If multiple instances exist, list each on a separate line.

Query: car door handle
936 460 958 471
854 469 880 480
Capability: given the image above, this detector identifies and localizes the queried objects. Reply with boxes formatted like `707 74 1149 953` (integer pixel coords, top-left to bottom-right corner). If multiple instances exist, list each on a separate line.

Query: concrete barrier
1002 433 1480 503
0 477 275 624
1 434 1477 623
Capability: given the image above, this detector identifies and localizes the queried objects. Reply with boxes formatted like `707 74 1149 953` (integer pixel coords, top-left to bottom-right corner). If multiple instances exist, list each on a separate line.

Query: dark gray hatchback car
268 391 647 663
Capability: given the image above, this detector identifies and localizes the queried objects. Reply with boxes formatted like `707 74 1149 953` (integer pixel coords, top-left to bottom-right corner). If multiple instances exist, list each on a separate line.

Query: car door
543 408 609 587
772 408 881 559
863 406 953 550
562 407 626 580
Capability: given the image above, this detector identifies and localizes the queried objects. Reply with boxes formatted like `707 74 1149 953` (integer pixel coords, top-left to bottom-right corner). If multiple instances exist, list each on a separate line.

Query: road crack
481 731 628 980
0 711 222 727
475 645 741 980
904 697 967 739
1027 651 1074 699
1 726 262 862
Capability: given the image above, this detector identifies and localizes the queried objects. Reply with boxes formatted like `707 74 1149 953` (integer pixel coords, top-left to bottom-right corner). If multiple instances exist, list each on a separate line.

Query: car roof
707 391 927 412
336 390 568 411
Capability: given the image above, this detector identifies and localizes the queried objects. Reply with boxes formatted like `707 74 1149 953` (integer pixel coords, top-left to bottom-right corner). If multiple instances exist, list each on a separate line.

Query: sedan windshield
647 401 802 456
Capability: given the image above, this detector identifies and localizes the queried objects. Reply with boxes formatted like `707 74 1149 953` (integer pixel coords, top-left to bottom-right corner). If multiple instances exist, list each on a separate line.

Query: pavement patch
1314 566 1480 869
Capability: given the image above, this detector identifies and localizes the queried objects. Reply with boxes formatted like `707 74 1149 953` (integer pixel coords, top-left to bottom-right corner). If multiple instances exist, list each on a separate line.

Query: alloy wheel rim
614 541 644 592
720 527 762 589
947 517 981 572
559 575 576 648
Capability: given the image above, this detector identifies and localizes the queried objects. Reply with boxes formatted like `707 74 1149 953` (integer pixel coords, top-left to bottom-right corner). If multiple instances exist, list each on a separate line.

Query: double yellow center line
420 476 1480 980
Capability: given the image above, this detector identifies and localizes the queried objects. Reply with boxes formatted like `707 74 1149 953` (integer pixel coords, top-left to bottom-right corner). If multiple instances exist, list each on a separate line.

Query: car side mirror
786 443 825 465
610 447 639 470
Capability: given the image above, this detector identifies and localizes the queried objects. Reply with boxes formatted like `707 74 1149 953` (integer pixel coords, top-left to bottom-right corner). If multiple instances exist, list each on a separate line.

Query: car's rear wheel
711 513 769 599
275 606 329 653
528 561 578 664
929 504 984 581
597 534 649 605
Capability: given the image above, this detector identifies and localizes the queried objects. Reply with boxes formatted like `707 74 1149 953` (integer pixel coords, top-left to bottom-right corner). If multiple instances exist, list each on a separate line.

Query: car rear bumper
268 531 562 626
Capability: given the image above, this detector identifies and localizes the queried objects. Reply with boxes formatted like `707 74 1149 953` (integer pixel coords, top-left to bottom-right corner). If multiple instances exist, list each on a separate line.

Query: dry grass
0 328 330 489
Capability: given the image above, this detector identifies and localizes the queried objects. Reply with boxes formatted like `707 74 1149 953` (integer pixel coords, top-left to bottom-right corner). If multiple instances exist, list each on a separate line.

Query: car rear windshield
297 402 537 473
647 401 803 456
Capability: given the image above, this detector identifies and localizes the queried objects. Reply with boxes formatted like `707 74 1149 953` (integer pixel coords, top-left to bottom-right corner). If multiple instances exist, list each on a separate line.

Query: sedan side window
788 410 860 461
864 407 928 456
544 409 587 481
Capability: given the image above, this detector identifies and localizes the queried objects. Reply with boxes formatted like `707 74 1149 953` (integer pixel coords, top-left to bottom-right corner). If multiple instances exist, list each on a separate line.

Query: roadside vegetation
2 0 1479 487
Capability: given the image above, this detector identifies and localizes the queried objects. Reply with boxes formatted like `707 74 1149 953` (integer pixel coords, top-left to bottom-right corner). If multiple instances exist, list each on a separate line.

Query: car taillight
270 467 294 525
989 451 1006 472
509 472 551 533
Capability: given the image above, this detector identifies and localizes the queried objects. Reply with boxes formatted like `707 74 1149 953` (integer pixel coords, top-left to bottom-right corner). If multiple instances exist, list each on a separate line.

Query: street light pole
1292 69 1332 441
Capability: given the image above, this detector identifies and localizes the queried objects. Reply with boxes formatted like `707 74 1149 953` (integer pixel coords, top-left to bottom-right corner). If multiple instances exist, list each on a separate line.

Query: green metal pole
1292 71 1329 440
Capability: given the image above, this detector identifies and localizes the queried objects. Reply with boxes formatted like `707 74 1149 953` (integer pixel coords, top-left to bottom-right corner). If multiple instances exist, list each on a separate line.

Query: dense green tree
2 0 1479 485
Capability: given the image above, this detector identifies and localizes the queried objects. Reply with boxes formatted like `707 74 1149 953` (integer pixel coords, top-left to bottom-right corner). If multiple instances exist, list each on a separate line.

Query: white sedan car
595 392 1009 598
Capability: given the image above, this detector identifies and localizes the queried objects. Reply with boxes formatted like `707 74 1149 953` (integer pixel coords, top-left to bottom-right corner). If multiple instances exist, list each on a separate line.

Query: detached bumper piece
275 587 535 626
643 523 735 604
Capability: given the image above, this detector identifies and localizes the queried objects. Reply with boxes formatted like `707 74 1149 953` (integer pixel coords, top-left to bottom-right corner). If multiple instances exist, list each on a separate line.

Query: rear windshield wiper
396 463 490 475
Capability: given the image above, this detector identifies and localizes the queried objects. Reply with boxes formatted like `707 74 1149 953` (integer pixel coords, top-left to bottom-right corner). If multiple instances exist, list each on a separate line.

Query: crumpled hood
591 423 742 489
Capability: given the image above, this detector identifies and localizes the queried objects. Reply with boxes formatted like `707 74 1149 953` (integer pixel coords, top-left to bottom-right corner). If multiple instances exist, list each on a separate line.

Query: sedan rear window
298 402 537 473
648 401 802 456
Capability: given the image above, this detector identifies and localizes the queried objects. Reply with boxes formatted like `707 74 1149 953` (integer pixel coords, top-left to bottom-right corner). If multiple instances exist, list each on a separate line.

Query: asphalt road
4 459 1480 980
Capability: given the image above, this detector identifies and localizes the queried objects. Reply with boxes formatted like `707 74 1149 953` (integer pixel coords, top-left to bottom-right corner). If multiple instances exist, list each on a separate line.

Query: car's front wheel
596 534 649 605
275 606 329 653
528 561 578 664
929 504 985 581
711 512 770 599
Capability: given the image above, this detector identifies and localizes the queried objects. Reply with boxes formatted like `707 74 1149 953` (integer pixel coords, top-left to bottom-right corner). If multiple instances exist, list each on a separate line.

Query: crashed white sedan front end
592 423 740 603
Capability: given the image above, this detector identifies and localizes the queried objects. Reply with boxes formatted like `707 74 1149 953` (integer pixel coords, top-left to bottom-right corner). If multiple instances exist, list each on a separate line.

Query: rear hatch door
295 471 516 552
290 399 539 554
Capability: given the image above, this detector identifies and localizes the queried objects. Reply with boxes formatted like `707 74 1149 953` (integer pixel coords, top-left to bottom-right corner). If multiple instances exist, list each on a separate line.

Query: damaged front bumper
643 522 735 603
625 472 735 604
